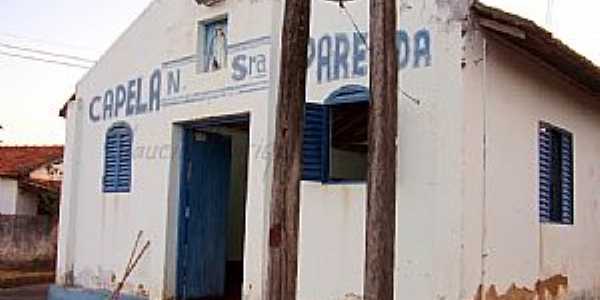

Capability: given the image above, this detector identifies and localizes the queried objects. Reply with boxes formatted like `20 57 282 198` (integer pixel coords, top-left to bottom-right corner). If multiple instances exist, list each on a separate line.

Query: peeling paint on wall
0 215 57 269
474 275 568 300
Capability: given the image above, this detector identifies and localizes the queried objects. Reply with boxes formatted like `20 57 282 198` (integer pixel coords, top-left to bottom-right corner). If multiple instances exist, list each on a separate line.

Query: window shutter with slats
539 123 574 225
560 132 573 224
302 103 329 182
539 127 553 223
103 122 133 193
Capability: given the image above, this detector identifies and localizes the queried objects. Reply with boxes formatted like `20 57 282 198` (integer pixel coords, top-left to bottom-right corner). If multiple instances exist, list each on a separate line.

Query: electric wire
339 1 369 50
0 41 96 63
0 31 94 52
337 0 421 105
0 50 92 69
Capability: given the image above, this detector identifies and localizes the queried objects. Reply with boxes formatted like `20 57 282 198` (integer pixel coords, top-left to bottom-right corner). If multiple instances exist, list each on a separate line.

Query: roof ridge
472 1 600 96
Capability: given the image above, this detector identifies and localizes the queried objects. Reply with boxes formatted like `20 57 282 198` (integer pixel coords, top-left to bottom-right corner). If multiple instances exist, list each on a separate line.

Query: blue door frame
177 129 232 299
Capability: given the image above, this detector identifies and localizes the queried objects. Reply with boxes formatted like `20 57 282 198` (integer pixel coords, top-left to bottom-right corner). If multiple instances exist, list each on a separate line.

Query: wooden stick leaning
110 231 151 300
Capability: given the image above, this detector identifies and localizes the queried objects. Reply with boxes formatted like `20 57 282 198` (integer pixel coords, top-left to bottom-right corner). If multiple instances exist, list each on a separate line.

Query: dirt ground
0 269 54 289
0 284 49 300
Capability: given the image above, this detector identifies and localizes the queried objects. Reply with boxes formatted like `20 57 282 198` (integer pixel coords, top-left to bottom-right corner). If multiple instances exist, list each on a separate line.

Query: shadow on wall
0 215 58 271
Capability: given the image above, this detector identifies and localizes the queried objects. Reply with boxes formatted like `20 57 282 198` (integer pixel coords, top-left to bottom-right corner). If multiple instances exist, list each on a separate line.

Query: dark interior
330 102 369 153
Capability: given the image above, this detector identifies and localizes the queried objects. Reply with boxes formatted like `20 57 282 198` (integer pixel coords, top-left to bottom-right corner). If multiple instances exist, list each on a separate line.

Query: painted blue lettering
317 35 332 83
135 77 147 115
396 31 410 70
414 29 431 68
126 79 137 116
334 33 350 80
353 32 367 77
149 69 161 112
255 54 266 74
115 85 127 117
167 70 180 95
103 90 114 120
89 96 101 122
249 55 256 76
232 54 247 81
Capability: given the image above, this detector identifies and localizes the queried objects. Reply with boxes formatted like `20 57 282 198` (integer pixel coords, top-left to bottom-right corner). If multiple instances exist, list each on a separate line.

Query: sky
0 0 153 145
482 0 600 66
0 0 598 145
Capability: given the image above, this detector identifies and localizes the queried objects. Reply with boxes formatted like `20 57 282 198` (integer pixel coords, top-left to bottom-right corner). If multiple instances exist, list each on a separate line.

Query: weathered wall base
48 285 147 300
0 215 57 270
474 275 569 300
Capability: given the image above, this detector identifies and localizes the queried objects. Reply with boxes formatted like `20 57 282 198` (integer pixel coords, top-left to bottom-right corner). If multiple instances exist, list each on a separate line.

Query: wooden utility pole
267 0 311 299
364 0 398 299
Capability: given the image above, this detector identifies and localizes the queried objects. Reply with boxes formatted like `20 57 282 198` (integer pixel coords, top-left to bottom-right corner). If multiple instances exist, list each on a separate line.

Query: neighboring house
0 146 64 216
53 0 600 300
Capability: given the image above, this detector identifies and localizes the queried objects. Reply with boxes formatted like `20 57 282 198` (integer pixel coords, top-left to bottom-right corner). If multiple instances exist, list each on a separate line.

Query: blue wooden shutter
103 122 133 193
104 133 119 192
539 127 553 222
324 85 370 105
560 133 573 224
302 103 329 181
117 129 133 191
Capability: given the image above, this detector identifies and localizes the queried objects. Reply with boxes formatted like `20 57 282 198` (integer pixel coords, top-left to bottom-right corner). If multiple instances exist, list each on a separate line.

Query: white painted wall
460 29 600 298
298 182 366 300
299 0 470 298
0 178 38 216
59 0 281 298
0 178 18 215
460 28 487 300
57 99 84 286
57 0 556 300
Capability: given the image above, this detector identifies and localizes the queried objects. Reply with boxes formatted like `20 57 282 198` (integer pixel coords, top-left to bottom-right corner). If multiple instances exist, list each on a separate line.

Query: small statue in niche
207 25 227 72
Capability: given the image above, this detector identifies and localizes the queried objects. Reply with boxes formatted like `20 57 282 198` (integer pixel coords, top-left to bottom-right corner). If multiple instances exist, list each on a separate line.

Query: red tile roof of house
0 146 64 178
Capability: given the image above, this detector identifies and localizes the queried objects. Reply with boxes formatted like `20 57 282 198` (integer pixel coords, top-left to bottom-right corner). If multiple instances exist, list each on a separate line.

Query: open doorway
177 114 249 300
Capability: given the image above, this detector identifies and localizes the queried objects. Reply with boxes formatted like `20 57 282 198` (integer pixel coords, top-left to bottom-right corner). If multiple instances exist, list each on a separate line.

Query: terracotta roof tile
0 146 64 178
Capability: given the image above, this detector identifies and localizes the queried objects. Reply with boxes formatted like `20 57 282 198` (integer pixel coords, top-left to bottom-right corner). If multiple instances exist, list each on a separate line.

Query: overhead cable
0 41 96 63
0 50 92 69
